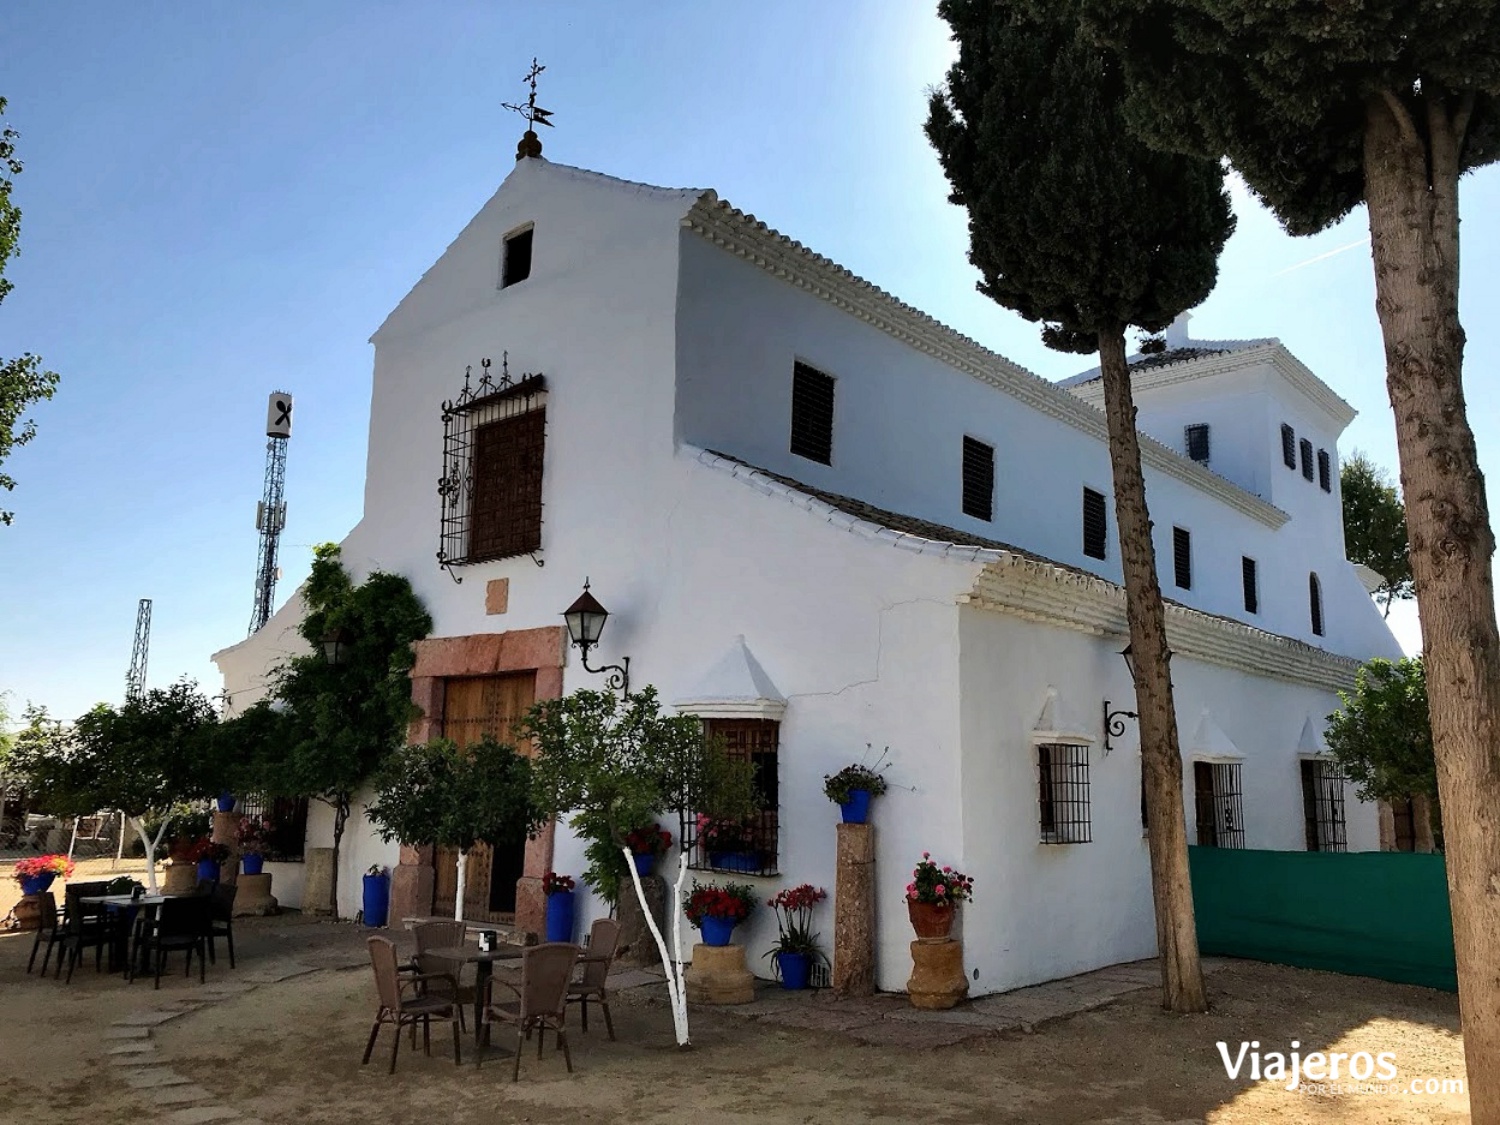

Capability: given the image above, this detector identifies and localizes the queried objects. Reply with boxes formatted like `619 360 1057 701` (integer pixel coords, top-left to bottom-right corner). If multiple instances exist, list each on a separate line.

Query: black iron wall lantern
562 579 630 696
1102 644 1138 754
320 626 354 666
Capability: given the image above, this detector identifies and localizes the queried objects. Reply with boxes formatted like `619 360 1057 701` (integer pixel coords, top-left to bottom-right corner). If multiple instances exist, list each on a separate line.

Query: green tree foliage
925 0 1233 1014
1326 657 1436 812
0 97 60 526
368 736 538 854
1341 452 1415 615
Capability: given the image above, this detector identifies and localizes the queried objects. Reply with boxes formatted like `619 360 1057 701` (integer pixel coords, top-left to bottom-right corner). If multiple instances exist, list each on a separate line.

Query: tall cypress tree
1076 3 1500 1108
926 0 1235 1013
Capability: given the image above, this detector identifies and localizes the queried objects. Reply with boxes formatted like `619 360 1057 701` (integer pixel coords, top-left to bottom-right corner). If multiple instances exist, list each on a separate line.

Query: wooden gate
431 672 536 922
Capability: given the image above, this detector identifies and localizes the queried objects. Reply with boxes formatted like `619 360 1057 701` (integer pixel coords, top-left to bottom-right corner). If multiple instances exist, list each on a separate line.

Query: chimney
1164 311 1193 349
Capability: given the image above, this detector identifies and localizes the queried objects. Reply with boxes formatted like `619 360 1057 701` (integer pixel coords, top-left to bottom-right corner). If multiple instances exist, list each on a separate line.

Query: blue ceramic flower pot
839 789 873 824
195 859 220 883
241 854 264 876
545 890 576 943
19 872 55 896
708 851 759 873
216 792 236 812
700 915 736 947
632 853 655 878
776 951 811 989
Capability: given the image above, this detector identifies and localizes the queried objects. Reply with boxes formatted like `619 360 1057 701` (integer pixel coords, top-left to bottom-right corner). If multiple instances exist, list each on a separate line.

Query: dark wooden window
790 362 835 464
1082 487 1108 560
502 227 533 288
1301 759 1347 852
1185 424 1210 464
1309 572 1324 636
1038 743 1091 844
1281 424 1297 469
1172 527 1192 590
1318 449 1332 492
1300 438 1315 481
962 436 994 521
1193 762 1246 848
682 719 780 876
1392 796 1417 852
1242 557 1259 614
469 408 545 562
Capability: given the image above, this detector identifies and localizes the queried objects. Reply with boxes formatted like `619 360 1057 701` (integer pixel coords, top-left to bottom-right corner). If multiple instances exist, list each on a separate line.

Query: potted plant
905 852 974 942
236 815 272 875
823 748 891 824
363 864 391 927
216 791 236 813
13 854 74 896
765 883 827 989
696 814 760 873
624 823 673 878
684 880 756 947
185 837 231 883
542 871 577 942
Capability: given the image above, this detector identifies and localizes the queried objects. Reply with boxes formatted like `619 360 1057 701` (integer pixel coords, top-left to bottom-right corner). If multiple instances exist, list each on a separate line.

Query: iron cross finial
504 57 554 159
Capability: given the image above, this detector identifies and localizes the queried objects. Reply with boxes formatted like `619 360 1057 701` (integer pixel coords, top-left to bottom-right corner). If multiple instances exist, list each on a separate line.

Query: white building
212 151 1402 996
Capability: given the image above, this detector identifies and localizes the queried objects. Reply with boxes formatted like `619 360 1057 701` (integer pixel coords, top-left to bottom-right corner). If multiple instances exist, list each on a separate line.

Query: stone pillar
907 939 968 1010
233 873 279 916
685 943 755 1005
1377 800 1397 851
1413 795 1438 853
303 847 336 915
212 810 242 887
163 862 198 895
390 844 435 923
833 822 876 996
13 894 44 931
616 875 667 967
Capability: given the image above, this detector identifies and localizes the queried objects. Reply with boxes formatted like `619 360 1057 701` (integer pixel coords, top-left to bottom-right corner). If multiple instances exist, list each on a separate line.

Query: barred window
790 362 835 465
1318 449 1332 492
681 719 779 877
1309 572 1324 637
1185 423 1210 464
1172 526 1192 590
1281 424 1297 469
1300 438 1315 482
236 794 309 862
501 226 533 288
1193 761 1245 848
1082 488 1108 560
1038 742 1091 844
1301 760 1347 852
962 436 994 521
1242 557 1259 614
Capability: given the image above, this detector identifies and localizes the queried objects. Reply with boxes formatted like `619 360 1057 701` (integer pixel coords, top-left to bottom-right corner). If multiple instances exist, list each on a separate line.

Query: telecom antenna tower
249 391 293 634
125 598 151 702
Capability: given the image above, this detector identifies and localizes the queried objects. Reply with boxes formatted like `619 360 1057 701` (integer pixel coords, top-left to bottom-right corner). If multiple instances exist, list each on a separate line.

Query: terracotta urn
907 898 955 942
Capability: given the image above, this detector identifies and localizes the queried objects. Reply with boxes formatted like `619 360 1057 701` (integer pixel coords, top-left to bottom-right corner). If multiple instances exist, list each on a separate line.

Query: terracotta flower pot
907 899 955 943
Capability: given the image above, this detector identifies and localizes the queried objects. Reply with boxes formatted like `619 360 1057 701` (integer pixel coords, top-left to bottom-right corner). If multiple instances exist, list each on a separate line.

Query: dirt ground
0 866 1472 1124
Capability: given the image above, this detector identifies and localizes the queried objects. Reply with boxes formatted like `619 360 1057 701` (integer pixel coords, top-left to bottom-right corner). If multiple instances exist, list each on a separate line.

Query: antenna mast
249 391 293 634
126 598 151 702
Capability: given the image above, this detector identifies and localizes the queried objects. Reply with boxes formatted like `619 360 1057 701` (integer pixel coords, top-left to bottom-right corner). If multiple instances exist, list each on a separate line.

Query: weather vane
503 57 554 160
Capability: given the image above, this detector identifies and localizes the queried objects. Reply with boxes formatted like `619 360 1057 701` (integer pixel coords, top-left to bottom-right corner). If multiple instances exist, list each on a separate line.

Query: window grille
1301 760 1347 852
1309 572 1324 636
790 362 835 465
1184 424 1210 464
1193 761 1246 848
680 719 780 877
1242 557 1259 614
1038 742 1091 844
962 436 994 521
1318 449 1332 492
437 358 547 576
1281 424 1297 469
236 794 309 862
1082 488 1108 560
1300 438 1315 481
1172 527 1192 590
501 227 533 288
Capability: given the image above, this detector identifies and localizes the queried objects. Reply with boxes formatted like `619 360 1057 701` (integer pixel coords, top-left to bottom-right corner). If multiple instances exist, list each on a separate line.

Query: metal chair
362 936 462 1074
477 941 581 1081
566 918 621 1039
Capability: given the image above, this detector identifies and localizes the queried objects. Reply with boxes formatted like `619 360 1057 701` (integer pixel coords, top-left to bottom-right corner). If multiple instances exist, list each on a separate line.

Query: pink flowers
905 853 975 905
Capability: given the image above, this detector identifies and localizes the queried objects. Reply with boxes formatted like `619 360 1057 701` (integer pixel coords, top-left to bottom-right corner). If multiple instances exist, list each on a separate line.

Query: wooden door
432 672 536 921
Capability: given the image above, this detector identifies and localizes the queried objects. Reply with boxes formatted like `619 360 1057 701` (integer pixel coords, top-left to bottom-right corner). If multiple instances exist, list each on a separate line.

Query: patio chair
477 941 581 1081
56 883 112 981
130 896 211 989
205 882 237 968
566 918 621 1039
25 891 61 975
362 936 462 1075
409 920 468 1031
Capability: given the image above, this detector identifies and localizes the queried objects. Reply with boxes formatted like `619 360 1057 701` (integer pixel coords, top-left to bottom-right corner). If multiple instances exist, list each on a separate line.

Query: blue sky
1 2 1494 723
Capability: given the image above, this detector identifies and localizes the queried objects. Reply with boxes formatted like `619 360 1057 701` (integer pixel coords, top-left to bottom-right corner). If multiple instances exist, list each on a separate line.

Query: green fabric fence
1187 846 1456 992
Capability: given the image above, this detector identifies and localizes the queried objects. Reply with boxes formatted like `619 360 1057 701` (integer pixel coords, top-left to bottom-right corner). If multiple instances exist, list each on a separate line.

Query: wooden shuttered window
1281 424 1297 469
789 362 835 464
1172 526 1192 590
1300 438 1315 481
469 408 545 562
1309 572 1324 636
1082 487 1108 560
1242 557 1259 614
962 436 994 521
1318 449 1332 492
1184 423 1210 464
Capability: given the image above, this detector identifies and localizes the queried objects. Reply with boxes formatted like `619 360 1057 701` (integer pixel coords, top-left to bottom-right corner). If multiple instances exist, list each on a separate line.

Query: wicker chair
362 936 462 1074
566 918 621 1039
57 882 112 981
409 920 468 1030
25 892 61 975
205 882 237 968
130 896 211 989
477 941 580 1081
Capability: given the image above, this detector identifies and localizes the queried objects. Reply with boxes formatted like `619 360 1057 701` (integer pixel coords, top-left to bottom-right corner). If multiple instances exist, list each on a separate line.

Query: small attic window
501 226 533 288
962 436 995 521
790 362 835 465
1184 424 1210 464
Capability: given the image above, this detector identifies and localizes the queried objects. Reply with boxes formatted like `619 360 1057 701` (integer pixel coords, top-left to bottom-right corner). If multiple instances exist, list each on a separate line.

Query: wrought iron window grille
680 719 780 877
1301 759 1348 852
437 355 547 581
236 794 310 862
1193 761 1246 849
1037 742 1092 844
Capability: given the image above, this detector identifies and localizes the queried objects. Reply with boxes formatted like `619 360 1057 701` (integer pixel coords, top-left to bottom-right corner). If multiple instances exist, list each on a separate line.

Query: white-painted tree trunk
66 816 80 862
129 815 172 894
454 851 468 922
622 845 691 1046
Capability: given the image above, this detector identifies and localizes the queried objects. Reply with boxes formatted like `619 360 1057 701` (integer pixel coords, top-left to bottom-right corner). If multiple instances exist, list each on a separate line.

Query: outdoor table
423 943 524 1043
79 893 172 975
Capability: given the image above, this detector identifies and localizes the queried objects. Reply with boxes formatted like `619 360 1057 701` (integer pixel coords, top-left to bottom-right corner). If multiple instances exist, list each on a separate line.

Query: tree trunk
1365 91 1500 1120
329 795 349 921
1097 327 1208 1014
622 845 692 1046
454 850 468 922
129 814 171 894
